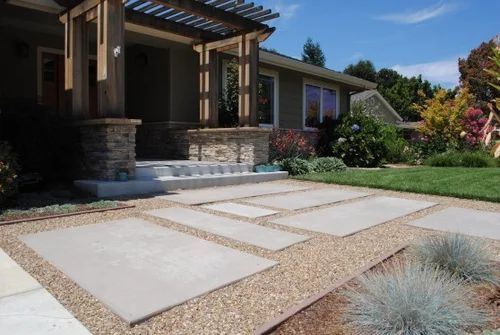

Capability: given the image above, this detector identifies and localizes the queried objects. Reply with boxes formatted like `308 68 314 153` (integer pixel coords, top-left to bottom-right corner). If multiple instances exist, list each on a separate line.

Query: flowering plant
269 129 315 161
460 108 488 148
0 142 18 208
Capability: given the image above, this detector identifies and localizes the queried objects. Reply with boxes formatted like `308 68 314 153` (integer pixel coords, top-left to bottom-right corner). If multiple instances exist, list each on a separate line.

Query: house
350 90 403 124
0 0 376 187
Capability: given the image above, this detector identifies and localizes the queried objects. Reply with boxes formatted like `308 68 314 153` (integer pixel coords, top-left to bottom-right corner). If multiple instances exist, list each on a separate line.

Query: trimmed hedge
279 157 346 176
425 151 498 168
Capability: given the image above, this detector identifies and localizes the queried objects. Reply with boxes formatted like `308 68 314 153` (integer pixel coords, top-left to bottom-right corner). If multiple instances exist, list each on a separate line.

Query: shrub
425 151 497 167
461 108 488 149
416 88 474 147
331 103 388 167
279 157 313 176
310 157 346 173
270 129 315 161
0 142 19 208
380 125 411 163
345 261 488 335
413 234 497 284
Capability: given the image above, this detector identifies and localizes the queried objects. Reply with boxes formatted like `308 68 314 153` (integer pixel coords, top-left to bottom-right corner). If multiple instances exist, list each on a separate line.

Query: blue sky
259 0 500 87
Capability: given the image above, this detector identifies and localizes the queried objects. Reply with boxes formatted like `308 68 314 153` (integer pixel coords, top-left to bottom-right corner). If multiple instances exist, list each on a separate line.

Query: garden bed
0 200 134 225
255 244 499 335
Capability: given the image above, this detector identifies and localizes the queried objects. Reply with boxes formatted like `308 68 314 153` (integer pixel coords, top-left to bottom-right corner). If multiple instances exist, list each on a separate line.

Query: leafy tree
302 37 326 67
459 40 498 106
377 71 435 121
343 60 377 82
415 87 474 146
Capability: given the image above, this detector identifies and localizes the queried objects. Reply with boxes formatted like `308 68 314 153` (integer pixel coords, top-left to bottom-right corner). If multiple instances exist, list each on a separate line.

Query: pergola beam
125 9 221 41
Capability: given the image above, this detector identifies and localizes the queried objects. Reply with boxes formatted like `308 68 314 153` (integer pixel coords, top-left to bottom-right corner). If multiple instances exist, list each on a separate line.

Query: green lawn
295 167 500 202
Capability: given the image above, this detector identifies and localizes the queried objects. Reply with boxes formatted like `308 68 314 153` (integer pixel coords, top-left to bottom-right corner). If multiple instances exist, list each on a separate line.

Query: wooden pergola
55 0 278 127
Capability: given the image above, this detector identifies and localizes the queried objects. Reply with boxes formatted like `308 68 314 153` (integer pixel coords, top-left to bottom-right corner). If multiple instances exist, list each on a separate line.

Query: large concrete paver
202 202 279 218
21 218 277 324
0 249 91 335
159 182 309 205
0 289 92 335
146 208 309 250
271 196 437 237
245 188 370 210
407 207 500 240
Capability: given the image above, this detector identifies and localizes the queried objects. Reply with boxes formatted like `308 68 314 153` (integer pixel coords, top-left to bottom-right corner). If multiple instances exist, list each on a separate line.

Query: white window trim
302 78 340 130
258 68 279 128
36 46 97 104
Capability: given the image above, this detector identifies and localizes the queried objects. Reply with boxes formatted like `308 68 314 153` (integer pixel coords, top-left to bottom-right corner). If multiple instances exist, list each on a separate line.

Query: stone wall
188 128 271 165
77 119 141 180
136 123 190 159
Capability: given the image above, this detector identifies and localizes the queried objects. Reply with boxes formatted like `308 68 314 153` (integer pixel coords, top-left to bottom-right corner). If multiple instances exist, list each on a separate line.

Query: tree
459 39 498 106
343 60 377 82
376 69 436 121
302 38 326 67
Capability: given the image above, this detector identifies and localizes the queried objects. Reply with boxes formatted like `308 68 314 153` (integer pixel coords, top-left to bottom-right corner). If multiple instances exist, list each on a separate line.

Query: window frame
221 60 279 128
302 79 339 130
258 68 279 128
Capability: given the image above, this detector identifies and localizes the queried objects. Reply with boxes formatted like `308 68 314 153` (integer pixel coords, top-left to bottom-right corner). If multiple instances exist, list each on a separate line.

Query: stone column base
76 118 141 180
188 128 271 165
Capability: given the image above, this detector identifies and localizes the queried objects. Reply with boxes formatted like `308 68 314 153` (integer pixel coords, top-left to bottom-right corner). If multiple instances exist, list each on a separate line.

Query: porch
54 0 280 182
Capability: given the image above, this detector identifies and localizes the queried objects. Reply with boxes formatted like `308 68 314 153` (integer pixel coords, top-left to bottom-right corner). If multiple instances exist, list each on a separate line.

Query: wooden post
72 15 89 119
238 35 259 126
199 45 209 127
238 35 249 126
97 0 125 118
208 49 219 127
248 37 259 127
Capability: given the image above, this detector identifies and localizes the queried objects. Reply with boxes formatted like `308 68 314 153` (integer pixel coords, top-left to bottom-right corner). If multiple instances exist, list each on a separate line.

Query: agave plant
344 261 488 335
414 234 498 284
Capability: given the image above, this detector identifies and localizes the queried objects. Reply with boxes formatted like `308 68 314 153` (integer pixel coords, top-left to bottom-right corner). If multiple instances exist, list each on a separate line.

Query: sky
258 0 500 87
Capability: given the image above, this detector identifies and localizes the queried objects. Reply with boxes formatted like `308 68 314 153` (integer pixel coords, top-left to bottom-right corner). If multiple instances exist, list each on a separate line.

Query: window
258 74 275 126
304 82 338 128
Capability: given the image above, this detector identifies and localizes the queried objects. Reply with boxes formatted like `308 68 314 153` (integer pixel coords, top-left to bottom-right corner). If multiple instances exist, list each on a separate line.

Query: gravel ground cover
0 180 499 335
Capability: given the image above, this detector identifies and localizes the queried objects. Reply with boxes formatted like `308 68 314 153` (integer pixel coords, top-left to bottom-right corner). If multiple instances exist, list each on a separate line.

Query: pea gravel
1 180 499 335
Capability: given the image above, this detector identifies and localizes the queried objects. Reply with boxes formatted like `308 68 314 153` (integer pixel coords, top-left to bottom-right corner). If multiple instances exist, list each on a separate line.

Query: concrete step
135 162 253 178
74 171 288 198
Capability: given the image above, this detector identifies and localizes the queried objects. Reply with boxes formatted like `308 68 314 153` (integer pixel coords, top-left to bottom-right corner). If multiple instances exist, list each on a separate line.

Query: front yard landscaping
0 200 132 224
295 167 500 202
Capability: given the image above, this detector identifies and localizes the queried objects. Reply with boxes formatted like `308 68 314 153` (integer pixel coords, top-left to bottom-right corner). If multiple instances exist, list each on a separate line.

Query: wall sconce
15 42 30 58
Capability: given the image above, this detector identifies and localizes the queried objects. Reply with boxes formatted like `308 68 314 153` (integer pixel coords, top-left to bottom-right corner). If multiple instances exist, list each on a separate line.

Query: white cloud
392 58 460 86
376 2 457 24
271 0 300 21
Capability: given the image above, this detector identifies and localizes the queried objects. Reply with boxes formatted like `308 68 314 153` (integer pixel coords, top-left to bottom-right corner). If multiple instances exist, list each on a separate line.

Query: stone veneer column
76 118 141 180
188 128 271 165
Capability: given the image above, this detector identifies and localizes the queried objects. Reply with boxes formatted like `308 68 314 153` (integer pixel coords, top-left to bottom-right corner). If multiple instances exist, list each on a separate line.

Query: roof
351 90 403 122
258 50 378 90
55 0 279 41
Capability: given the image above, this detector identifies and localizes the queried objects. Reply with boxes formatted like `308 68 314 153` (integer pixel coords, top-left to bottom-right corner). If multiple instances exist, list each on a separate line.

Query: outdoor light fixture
113 46 121 58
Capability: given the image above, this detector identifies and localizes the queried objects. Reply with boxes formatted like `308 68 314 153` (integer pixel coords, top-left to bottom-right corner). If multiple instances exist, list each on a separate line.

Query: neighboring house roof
351 90 403 122
259 50 378 91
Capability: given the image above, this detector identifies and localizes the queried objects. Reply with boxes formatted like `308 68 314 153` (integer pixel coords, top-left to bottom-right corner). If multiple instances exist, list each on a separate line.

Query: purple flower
351 124 361 132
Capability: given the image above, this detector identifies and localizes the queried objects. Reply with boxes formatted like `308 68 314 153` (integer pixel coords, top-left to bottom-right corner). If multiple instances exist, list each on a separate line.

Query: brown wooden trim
71 15 89 119
0 204 135 226
248 37 258 126
252 243 409 335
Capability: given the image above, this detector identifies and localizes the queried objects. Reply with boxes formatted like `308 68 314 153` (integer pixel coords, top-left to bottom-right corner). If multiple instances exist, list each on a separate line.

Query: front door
41 51 97 117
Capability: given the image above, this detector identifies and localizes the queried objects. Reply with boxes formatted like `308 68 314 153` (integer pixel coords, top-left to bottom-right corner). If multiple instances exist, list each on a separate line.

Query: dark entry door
41 52 97 117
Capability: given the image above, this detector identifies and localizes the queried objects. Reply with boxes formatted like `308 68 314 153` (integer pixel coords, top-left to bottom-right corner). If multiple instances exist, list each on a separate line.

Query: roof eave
259 50 378 90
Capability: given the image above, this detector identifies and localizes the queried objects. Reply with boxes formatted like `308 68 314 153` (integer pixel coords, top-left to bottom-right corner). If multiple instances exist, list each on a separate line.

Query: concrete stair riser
136 163 253 178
